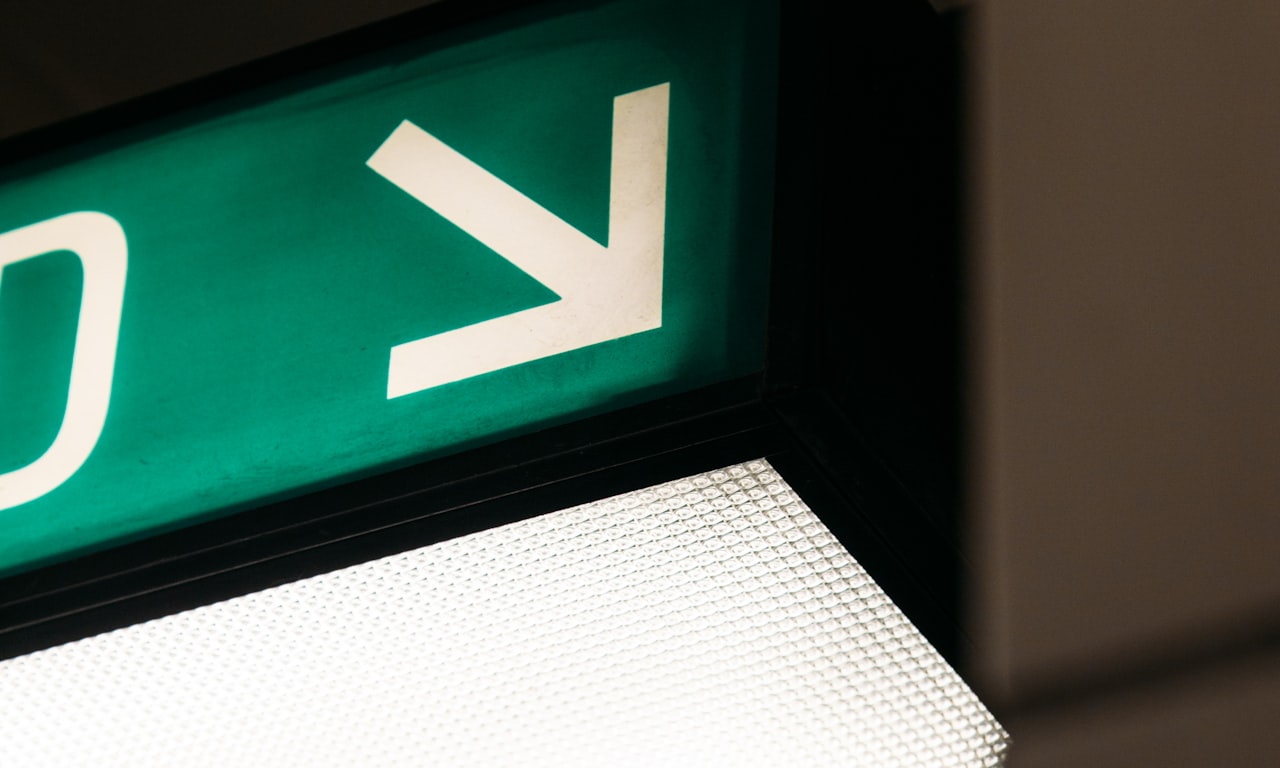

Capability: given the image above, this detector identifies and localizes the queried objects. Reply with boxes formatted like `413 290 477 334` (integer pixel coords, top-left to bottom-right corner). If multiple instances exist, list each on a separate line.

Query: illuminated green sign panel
0 0 776 575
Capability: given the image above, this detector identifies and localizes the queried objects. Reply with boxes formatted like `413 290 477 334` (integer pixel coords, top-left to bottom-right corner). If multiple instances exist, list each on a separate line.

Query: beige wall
970 1 1280 763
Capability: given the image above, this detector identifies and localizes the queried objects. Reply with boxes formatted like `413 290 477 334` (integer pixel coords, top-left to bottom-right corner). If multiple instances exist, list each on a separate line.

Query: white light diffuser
0 460 1008 766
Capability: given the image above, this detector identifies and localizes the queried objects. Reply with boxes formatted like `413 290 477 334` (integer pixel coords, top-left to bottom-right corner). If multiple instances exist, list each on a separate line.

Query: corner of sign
617 81 670 103
367 119 421 170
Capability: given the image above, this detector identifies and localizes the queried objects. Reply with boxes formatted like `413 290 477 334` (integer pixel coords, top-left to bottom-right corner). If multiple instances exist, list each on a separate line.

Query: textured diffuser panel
0 461 1007 766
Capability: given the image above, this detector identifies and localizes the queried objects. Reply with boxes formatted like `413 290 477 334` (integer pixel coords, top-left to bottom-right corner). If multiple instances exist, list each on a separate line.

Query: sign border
0 0 967 673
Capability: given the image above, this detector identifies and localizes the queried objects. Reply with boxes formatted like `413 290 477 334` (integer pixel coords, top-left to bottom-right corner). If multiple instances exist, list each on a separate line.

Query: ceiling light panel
0 460 1008 767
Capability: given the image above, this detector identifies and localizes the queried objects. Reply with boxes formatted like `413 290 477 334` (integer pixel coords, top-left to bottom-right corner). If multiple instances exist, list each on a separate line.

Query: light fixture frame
0 0 967 696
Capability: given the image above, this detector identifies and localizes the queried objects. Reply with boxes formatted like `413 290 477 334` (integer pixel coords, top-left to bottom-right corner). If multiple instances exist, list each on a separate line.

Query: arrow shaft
370 83 669 398
368 121 604 293
608 82 668 316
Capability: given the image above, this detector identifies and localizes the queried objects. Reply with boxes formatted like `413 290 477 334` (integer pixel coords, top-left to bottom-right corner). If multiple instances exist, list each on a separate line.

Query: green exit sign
0 0 777 575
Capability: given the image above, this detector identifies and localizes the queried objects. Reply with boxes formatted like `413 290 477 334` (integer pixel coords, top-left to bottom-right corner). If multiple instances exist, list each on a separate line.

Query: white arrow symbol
367 82 669 399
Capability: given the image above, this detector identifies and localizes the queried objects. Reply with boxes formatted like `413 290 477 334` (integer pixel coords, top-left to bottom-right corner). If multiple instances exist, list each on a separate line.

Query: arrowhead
367 83 669 398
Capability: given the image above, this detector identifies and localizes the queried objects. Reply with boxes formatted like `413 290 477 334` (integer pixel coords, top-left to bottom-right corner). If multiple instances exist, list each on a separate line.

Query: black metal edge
761 0 821 396
1 379 778 660
765 0 967 667
1 389 964 671
766 389 965 668
0 377 761 611
768 0 965 536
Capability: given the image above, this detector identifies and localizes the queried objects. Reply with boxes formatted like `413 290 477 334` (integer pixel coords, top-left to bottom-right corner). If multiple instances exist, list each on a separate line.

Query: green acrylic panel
0 0 777 575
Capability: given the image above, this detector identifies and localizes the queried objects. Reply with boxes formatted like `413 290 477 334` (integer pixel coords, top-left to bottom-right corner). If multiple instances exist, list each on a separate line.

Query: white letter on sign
0 212 128 509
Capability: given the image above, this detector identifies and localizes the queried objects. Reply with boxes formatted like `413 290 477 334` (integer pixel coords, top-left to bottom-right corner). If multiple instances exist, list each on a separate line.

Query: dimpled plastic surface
0 460 1008 766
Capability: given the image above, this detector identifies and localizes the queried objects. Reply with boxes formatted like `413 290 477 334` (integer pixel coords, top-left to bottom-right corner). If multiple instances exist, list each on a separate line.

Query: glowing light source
0 461 1008 766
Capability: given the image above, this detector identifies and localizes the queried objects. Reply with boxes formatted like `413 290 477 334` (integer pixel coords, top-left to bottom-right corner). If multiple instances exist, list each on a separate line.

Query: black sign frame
0 0 965 671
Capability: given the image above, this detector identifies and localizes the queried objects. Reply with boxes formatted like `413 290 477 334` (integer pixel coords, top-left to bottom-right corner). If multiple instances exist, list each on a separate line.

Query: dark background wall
0 0 435 140
969 1 1280 764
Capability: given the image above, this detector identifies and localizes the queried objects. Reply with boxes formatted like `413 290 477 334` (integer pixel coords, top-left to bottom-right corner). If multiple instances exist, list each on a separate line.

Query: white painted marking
368 83 669 398
0 212 127 509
